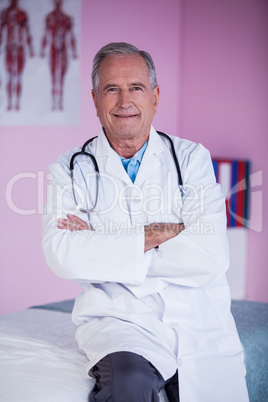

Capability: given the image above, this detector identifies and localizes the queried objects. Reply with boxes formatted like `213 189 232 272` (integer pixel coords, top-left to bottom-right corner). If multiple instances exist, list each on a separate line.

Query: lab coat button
177 358 183 366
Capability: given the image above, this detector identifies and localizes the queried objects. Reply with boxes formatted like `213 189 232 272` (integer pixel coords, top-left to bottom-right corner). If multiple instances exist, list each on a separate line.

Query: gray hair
92 42 158 93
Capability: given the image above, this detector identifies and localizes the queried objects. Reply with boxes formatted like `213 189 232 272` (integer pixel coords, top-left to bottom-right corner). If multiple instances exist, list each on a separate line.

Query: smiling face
92 54 160 146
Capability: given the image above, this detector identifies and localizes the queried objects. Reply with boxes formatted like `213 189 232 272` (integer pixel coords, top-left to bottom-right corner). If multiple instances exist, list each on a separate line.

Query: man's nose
117 90 132 108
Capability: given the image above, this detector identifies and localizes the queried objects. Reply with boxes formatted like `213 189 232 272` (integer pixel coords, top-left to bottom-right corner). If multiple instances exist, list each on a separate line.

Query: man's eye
107 88 119 93
131 87 142 91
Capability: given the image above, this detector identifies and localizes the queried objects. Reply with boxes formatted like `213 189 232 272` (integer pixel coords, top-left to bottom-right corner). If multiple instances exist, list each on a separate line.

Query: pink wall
181 0 268 302
1 0 267 315
0 0 183 314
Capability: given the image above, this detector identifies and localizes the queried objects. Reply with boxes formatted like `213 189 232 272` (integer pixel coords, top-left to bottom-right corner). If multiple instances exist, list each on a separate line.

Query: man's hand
144 223 185 252
58 214 91 231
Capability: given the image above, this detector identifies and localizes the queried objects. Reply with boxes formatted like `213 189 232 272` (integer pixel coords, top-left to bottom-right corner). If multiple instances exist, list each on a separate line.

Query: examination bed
0 299 267 402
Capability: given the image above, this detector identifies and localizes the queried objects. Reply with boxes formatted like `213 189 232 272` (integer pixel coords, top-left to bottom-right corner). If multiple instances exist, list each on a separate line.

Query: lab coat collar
95 126 166 185
95 128 131 184
94 126 165 156
95 128 110 157
134 126 166 186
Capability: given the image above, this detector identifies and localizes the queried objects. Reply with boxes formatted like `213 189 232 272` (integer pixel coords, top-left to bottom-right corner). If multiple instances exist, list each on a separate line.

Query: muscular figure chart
40 0 78 111
0 0 34 111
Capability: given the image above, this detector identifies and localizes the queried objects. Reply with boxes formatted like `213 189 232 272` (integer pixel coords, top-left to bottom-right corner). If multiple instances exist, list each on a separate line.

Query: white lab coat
42 126 249 401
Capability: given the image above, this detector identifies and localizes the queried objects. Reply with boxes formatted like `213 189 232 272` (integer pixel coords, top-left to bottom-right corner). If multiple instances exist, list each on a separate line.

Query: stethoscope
70 131 183 214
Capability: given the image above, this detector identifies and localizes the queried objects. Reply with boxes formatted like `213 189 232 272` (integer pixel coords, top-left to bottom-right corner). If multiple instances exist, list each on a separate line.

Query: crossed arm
58 215 185 252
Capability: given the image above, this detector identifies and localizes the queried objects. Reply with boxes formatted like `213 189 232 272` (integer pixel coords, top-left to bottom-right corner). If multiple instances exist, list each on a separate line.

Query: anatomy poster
0 0 80 126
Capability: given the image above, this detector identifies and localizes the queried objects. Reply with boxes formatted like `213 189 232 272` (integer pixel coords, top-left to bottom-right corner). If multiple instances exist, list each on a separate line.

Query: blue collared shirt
120 140 148 183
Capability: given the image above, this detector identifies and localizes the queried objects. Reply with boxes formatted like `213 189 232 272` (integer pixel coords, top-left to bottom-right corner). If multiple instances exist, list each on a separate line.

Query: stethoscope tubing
156 131 183 187
70 131 183 213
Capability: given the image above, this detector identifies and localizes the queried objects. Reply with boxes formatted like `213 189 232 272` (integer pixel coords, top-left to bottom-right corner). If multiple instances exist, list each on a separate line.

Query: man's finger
58 217 90 231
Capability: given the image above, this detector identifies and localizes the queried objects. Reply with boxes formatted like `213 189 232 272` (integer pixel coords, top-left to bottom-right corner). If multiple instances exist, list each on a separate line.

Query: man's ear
92 90 99 117
153 85 160 114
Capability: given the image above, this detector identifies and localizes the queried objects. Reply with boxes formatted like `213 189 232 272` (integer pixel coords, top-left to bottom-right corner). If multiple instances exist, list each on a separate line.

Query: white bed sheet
0 309 93 401
0 308 168 401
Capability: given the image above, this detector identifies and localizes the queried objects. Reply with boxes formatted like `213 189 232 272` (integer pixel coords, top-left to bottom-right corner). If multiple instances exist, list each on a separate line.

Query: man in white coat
42 42 249 401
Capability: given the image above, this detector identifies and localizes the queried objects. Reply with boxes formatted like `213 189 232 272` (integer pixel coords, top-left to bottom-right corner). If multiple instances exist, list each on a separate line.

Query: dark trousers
89 352 179 402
